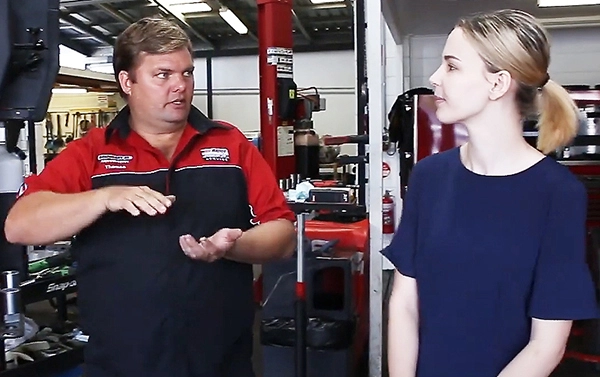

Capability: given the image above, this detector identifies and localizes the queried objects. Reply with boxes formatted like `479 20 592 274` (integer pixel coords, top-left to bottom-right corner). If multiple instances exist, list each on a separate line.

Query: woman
384 9 599 377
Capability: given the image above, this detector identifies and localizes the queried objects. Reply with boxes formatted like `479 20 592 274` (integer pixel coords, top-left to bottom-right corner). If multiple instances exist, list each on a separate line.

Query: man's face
120 48 195 130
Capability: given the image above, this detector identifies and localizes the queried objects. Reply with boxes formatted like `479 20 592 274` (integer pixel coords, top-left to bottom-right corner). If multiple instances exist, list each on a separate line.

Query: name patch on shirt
201 148 230 162
97 154 133 164
97 154 133 170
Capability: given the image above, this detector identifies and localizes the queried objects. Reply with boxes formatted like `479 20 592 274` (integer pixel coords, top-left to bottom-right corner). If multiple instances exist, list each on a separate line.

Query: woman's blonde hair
457 9 578 154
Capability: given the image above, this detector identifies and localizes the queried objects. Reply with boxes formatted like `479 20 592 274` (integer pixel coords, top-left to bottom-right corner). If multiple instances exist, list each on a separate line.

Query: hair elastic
538 73 550 90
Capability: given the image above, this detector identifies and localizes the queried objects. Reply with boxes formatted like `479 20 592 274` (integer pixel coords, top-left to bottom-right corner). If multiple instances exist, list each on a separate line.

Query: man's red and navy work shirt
18 105 294 377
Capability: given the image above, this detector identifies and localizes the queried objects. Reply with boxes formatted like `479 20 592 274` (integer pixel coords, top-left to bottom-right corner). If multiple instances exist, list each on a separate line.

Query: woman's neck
460 108 543 176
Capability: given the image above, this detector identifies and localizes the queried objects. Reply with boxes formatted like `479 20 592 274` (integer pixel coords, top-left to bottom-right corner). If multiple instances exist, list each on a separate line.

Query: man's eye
183 71 193 77
157 72 168 79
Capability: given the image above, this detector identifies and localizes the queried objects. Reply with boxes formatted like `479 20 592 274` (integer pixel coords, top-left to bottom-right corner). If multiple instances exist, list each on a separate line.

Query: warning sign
267 47 293 79
383 162 391 178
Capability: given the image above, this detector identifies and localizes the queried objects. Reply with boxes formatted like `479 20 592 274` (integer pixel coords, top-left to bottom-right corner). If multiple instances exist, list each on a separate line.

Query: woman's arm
388 270 420 377
497 318 571 377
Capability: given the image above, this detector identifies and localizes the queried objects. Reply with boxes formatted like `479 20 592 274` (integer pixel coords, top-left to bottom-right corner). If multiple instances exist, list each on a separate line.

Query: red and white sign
382 162 391 178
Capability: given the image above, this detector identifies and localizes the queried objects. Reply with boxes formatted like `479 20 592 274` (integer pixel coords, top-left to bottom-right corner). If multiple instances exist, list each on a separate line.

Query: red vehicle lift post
257 0 297 180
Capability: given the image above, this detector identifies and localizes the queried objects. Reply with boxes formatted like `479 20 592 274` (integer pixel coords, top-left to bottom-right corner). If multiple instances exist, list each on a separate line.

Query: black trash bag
260 317 354 350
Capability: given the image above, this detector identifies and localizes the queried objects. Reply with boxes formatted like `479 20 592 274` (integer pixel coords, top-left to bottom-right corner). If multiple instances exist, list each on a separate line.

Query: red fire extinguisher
382 190 395 234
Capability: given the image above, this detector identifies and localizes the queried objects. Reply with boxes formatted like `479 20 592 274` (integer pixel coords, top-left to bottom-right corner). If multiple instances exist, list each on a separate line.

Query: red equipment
257 0 296 180
382 190 395 234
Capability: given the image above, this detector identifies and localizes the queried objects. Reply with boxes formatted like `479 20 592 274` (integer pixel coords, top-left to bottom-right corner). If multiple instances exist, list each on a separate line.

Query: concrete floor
24 288 600 377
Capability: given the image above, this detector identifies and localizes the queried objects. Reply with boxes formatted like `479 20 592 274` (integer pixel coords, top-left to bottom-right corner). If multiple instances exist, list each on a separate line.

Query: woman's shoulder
525 157 586 206
413 147 460 174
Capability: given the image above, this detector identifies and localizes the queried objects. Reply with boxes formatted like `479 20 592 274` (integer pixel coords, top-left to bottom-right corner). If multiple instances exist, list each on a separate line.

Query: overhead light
70 13 91 24
92 25 112 35
309 0 344 4
219 8 248 35
538 0 600 6
52 88 88 94
171 1 212 13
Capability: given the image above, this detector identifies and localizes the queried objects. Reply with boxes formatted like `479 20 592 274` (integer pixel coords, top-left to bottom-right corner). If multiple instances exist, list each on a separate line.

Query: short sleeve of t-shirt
528 179 599 320
381 162 425 278
238 136 295 225
17 137 93 199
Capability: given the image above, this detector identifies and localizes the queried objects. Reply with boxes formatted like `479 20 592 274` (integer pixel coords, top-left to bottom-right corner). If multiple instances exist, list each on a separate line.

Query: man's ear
118 71 133 96
488 70 512 101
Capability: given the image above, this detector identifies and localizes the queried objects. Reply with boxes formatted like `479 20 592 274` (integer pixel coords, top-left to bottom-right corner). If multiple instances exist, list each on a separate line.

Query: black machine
0 1 79 375
0 0 60 277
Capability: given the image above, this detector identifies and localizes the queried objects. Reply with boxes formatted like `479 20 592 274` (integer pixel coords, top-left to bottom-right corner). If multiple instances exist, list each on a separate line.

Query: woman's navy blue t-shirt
383 147 599 377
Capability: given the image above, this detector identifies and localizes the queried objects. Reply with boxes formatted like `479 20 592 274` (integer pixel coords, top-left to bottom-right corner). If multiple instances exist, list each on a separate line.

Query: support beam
59 34 95 56
60 0 139 8
60 12 115 46
193 41 354 58
152 0 215 48
292 10 311 42
96 3 135 25
366 0 385 375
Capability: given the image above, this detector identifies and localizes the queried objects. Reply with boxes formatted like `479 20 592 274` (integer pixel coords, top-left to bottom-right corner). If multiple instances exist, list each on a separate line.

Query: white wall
406 27 600 88
192 51 357 144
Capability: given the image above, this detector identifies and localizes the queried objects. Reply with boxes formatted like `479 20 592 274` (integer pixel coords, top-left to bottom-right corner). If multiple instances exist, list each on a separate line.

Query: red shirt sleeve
17 135 94 199
238 133 295 225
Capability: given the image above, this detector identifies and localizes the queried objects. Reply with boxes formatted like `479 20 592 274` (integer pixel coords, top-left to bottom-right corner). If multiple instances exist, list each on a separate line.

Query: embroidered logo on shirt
97 154 133 170
201 148 230 162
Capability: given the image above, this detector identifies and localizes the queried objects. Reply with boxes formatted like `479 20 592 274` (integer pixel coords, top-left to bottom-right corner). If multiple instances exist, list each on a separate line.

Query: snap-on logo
201 148 230 162
46 280 77 293
97 154 133 164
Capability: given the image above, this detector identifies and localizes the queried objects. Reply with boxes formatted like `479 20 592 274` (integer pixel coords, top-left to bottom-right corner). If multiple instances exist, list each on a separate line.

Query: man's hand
179 228 243 262
98 186 176 216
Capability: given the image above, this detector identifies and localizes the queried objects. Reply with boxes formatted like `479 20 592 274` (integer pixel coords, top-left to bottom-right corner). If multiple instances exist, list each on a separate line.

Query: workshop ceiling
58 0 355 58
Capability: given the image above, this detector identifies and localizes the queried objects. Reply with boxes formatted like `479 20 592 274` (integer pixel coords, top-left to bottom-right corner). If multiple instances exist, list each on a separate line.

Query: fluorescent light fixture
309 0 344 4
71 13 91 24
52 88 88 94
92 25 112 35
538 0 600 6
171 1 212 13
219 8 248 35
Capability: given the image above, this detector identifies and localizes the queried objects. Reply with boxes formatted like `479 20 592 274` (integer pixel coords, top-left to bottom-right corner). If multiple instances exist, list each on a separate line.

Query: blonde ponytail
536 80 578 155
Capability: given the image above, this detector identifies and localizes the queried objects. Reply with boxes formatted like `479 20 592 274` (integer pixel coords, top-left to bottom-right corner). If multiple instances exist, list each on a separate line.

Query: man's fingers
138 187 174 211
122 201 141 216
131 196 158 216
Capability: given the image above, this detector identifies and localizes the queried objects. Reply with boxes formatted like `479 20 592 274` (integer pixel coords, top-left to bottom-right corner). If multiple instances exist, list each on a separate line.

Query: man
4 16 296 377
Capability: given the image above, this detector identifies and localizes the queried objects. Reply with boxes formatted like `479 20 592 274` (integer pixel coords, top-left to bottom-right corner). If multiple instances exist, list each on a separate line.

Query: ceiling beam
59 34 95 56
193 41 354 58
60 12 116 46
60 0 140 8
296 3 347 11
292 10 312 42
96 3 135 25
152 0 216 48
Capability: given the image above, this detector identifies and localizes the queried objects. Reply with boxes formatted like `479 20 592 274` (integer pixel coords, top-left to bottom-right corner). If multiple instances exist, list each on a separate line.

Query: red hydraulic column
257 0 296 179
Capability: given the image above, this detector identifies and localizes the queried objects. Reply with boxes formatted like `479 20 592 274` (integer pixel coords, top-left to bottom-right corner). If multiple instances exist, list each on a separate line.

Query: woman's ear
488 70 512 101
